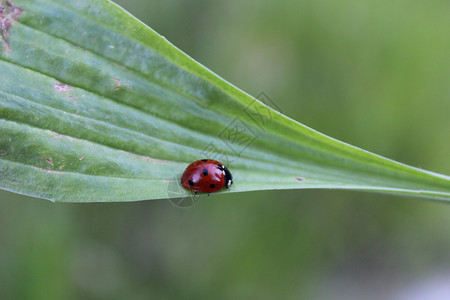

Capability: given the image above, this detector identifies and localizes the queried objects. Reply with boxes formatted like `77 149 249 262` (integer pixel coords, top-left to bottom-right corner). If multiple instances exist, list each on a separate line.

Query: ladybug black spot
210 184 215 188
201 159 208 161
202 169 208 176
188 179 194 187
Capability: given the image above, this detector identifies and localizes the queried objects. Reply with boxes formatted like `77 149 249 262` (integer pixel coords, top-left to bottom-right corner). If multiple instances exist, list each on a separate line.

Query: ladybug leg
207 192 210 196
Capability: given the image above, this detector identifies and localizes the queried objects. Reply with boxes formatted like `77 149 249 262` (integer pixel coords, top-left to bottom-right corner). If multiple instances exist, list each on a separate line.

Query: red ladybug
181 159 233 194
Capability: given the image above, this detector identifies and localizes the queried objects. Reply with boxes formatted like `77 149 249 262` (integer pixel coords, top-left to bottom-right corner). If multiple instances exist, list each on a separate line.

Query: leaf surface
0 0 449 202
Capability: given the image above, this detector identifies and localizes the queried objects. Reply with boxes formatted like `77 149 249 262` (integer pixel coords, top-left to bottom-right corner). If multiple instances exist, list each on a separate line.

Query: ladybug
181 159 233 194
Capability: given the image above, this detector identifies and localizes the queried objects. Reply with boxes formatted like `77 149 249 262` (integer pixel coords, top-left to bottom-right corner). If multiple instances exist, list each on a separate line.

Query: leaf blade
0 0 449 202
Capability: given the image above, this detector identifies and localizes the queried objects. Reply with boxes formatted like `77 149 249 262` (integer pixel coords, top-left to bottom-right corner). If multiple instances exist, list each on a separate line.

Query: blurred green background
1 0 449 299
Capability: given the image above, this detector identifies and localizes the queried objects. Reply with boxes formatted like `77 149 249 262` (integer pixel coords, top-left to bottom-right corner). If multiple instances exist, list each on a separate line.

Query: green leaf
0 0 449 202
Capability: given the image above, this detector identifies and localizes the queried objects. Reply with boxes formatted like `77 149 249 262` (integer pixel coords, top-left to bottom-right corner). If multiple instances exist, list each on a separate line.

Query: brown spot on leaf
0 0 23 53
37 167 63 174
51 132 65 138
45 157 54 166
113 78 121 91
296 177 305 182
53 82 73 93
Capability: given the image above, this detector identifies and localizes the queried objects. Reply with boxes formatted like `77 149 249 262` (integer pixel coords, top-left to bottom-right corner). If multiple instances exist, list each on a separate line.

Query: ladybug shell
181 159 232 193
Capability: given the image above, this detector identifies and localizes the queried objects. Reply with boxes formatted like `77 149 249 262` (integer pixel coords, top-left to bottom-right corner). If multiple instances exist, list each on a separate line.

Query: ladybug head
223 166 233 188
